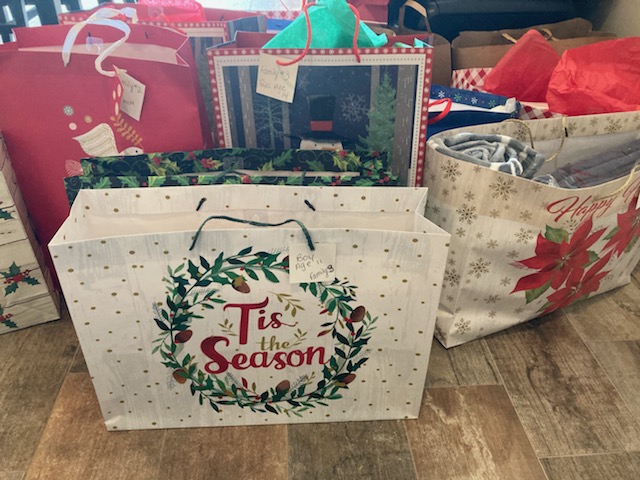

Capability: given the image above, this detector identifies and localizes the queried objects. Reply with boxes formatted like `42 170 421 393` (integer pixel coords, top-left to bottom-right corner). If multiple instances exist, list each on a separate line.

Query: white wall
590 0 640 36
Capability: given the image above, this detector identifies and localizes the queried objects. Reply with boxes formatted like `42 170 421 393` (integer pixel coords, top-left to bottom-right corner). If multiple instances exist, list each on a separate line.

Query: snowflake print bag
49 185 450 430
424 111 640 348
0 12 210 281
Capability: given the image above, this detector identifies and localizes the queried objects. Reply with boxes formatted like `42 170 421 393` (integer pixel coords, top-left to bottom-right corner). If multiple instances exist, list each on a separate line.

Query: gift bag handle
62 7 138 77
190 215 315 251
594 163 640 201
427 98 453 125
398 0 433 33
276 0 363 66
501 28 557 44
504 117 567 163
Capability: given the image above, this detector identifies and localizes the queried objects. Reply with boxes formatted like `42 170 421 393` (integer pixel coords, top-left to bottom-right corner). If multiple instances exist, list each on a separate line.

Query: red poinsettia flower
541 250 613 314
604 194 640 255
512 218 606 293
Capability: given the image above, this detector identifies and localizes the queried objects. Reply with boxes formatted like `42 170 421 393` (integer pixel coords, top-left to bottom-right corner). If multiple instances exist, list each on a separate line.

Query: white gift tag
289 243 337 284
256 52 298 103
116 68 146 121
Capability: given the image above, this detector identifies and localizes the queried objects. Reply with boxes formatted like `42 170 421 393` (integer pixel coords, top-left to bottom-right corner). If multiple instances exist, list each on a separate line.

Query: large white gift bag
425 111 640 348
49 185 449 430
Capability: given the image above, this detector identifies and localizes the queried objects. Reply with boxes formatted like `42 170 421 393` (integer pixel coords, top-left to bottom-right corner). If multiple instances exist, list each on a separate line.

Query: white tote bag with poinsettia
425 111 640 348
49 185 449 430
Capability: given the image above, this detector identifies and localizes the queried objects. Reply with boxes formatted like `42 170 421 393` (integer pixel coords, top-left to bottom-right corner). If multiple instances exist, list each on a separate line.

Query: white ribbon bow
62 7 138 77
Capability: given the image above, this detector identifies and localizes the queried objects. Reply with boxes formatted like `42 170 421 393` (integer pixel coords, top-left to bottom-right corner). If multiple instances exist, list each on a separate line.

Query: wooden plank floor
0 263 637 479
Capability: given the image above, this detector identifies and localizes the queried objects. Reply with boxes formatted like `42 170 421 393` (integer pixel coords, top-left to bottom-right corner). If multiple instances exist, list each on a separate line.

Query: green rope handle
189 215 315 252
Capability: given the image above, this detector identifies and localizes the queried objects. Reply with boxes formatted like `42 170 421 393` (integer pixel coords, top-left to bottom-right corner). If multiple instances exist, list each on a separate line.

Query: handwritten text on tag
289 243 337 284
116 68 146 121
256 53 298 103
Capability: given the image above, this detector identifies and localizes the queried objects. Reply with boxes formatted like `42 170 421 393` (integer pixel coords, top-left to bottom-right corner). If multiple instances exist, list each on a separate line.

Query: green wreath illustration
152 247 377 417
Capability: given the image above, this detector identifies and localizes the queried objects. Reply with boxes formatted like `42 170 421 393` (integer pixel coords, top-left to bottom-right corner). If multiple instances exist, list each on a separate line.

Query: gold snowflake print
500 276 512 287
476 232 484 240
429 173 436 182
566 121 578 136
531 183 543 192
456 203 478 225
432 205 441 216
473 165 482 173
512 124 530 142
488 310 497 318
446 295 455 303
507 250 520 259
514 307 525 315
468 258 491 278
442 188 450 197
515 228 534 243
605 119 622 134
456 227 467 237
633 113 640 123
464 191 476 201
444 268 461 287
448 257 456 266
519 210 533 222
442 159 462 182
454 317 471 334
487 239 499 249
489 209 501 218
489 176 517 201
589 117 599 127
484 294 500 304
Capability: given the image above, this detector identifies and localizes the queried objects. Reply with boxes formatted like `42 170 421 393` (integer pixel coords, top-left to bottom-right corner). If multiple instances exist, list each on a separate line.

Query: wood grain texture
426 338 500 388
485 314 640 457
564 282 640 342
542 452 640 480
157 425 287 480
405 385 546 480
0 472 24 480
25 373 164 480
288 421 416 480
0 314 77 471
588 341 640 421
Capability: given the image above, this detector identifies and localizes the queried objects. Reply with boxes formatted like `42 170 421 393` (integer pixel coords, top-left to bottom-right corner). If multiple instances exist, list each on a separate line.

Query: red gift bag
0 11 211 278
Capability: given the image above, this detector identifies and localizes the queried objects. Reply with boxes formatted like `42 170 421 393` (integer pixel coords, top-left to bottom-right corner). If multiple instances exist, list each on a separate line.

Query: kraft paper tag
256 52 298 103
289 243 337 284
116 68 146 121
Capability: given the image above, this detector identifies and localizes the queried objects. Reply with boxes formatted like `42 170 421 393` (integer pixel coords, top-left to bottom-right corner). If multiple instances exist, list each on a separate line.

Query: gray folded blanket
431 132 546 179
534 138 640 188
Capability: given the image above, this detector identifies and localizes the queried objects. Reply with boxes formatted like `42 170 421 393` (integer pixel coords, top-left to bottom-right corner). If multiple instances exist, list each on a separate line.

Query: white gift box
0 133 59 333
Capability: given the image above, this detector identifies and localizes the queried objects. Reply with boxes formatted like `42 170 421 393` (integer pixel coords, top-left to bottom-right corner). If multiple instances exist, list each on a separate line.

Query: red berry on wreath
232 276 250 294
175 330 193 344
276 379 290 393
172 369 188 384
350 306 366 323
342 373 356 384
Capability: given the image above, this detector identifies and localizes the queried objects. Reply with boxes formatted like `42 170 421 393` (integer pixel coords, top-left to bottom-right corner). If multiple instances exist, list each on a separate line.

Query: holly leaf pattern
4 283 18 295
0 208 14 221
545 225 569 244
23 277 40 286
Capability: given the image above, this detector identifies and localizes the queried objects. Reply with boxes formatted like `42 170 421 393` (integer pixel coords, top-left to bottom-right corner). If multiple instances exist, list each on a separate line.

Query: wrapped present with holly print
0 133 60 334
424 111 640 348
64 148 398 204
49 185 449 429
